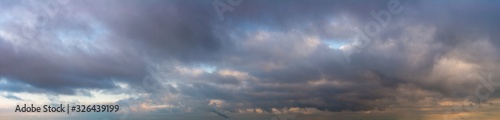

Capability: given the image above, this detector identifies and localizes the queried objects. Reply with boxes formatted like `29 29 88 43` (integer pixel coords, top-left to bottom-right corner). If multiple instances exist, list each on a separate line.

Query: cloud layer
1 0 500 119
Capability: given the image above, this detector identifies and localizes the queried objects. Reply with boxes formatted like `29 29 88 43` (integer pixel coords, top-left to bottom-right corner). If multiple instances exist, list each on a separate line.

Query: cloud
3 94 23 101
1 1 500 119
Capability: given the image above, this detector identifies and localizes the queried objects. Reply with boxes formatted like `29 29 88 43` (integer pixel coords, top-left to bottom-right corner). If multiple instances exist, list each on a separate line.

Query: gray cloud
1 0 500 117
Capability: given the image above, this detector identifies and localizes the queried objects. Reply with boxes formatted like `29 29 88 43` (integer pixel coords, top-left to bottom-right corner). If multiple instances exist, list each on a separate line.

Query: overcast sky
1 0 500 120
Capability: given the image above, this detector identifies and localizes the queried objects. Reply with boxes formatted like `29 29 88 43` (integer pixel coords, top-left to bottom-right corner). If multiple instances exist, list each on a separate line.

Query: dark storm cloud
1 0 500 114
70 0 229 62
358 0 500 95
0 1 147 94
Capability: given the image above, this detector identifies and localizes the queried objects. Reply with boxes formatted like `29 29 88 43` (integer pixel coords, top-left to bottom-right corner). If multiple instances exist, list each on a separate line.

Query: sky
1 0 500 120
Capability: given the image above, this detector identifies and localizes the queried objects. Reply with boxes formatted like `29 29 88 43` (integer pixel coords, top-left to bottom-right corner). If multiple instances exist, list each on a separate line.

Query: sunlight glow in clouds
1 0 500 120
